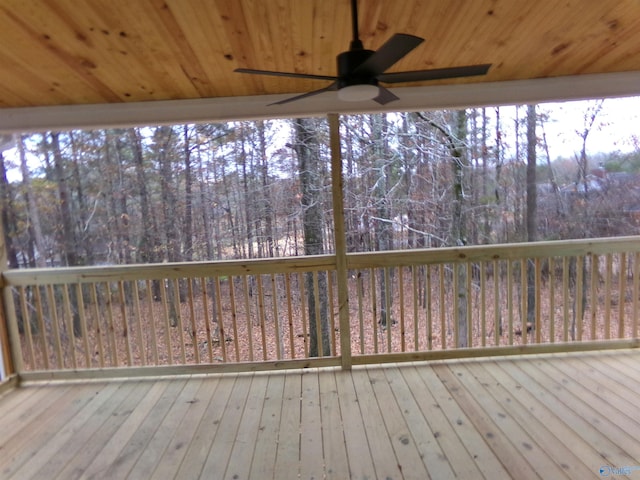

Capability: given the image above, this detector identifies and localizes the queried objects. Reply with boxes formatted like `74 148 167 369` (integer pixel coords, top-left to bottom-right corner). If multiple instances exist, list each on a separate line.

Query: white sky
532 97 640 159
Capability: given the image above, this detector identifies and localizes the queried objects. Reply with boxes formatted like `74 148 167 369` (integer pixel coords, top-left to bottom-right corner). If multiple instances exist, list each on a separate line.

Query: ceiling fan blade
235 68 336 82
373 86 399 105
268 83 338 106
378 63 491 84
352 33 424 76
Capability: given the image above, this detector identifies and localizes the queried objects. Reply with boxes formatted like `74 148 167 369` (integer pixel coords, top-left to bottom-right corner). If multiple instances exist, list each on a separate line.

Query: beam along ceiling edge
2 72 640 134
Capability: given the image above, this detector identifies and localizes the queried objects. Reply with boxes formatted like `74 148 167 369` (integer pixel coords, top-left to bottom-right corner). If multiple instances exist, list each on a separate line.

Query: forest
1 101 640 272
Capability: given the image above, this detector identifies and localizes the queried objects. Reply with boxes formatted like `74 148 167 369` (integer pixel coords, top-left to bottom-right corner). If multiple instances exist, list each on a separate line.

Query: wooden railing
2 237 640 378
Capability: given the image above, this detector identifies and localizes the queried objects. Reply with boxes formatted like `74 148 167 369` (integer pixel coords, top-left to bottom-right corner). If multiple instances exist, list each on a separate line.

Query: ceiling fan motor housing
337 49 378 88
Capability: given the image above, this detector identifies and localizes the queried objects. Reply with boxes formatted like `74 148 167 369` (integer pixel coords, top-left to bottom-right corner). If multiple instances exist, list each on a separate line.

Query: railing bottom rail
14 339 639 383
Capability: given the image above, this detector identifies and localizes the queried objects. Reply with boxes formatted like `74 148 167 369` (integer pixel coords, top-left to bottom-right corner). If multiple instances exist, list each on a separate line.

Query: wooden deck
1 350 640 479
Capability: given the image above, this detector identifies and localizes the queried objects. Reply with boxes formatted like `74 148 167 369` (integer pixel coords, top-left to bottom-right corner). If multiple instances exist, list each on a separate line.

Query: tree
293 118 330 357
525 104 538 330
50 132 82 336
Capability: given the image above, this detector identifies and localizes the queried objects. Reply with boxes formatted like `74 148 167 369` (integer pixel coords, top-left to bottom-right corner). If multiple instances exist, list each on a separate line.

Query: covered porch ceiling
2 0 640 132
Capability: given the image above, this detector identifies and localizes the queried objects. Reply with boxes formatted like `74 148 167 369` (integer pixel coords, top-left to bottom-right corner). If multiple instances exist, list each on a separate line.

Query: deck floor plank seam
273 371 303 479
415 363 510 479
174 374 237 479
80 378 187 479
433 363 551 479
500 359 640 468
334 368 377 479
395 365 474 479
199 374 253 479
465 360 595 478
485 359 610 478
366 365 432 479
223 374 270 480
0 350 639 479
317 368 350 479
525 358 640 457
545 357 640 424
8 381 125 479
128 378 206 478
249 373 285 479
1 383 99 477
149 376 221 479
351 365 404 479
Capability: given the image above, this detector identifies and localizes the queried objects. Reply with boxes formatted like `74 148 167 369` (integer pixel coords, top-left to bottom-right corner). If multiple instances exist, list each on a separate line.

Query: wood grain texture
3 350 639 479
2 0 640 108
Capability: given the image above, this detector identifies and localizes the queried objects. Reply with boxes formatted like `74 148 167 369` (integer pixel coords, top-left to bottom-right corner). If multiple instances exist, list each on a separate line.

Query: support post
0 210 16 378
329 113 352 370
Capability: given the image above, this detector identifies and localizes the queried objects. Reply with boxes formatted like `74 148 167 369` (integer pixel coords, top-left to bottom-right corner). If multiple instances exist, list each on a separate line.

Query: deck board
1 349 639 479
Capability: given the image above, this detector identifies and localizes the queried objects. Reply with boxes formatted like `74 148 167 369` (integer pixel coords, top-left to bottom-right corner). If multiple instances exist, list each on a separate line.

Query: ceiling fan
235 0 491 106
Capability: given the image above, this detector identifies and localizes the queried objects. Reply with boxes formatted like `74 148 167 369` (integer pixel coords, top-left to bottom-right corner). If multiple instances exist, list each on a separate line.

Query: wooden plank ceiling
1 0 640 112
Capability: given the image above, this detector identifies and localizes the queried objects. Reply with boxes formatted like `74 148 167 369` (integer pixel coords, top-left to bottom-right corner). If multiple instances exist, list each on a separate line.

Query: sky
528 97 640 159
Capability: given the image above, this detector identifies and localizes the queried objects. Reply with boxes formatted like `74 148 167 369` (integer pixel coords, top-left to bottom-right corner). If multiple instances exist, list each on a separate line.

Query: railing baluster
159 280 173 365
132 281 145 367
618 252 627 339
549 258 555 344
298 272 309 358
61 284 77 369
271 274 282 361
327 270 337 356
493 260 500 346
521 260 527 346
562 257 569 342
145 279 158 365
412 266 419 351
399 266 406 352
312 271 323 357
18 286 35 369
45 285 63 369
229 276 240 362
467 262 473 348
425 265 432 351
186 278 200 365
105 283 119 367
633 252 639 339
172 279 186 365
506 261 514 346
214 276 227 363
256 275 267 361
534 258 541 344
370 268 378 354
200 277 213 363
384 268 392 353
576 256 584 342
240 276 253 362
480 262 487 347
117 281 133 366
439 264 445 350
90 284 104 368
75 284 91 368
605 254 612 340
451 263 461 348
285 273 295 359
357 271 365 355
590 254 598 340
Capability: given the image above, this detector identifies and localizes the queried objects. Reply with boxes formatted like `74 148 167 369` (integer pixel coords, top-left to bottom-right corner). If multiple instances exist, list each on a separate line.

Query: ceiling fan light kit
338 84 379 102
235 0 491 106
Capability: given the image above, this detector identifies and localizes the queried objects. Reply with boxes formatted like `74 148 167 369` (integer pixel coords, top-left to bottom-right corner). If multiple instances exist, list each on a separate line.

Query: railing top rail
3 236 640 287
2 254 337 286
347 235 640 269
